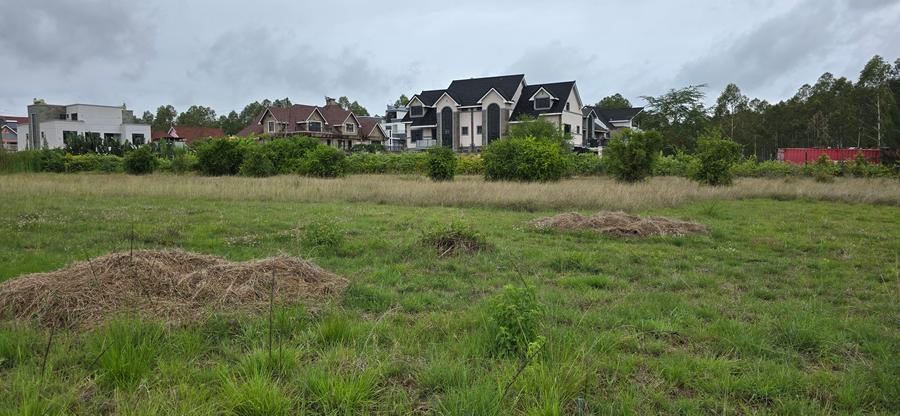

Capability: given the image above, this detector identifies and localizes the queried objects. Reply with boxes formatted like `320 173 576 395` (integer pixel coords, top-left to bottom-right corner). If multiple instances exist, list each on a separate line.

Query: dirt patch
531 211 707 237
0 250 347 328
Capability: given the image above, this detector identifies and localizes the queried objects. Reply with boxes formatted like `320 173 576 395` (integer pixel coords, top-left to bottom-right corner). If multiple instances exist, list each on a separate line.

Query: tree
595 93 631 109
218 111 242 135
140 111 154 125
603 129 664 182
639 85 710 153
394 94 410 107
692 130 742 186
338 96 370 116
508 115 571 148
176 105 218 128
857 55 897 148
151 105 177 132
713 83 748 139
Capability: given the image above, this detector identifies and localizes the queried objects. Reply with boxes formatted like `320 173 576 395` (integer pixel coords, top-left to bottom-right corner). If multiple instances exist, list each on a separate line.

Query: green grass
0 175 898 414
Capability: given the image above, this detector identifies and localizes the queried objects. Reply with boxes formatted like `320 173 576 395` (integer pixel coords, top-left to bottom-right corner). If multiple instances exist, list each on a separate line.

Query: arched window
441 107 453 148
487 103 500 143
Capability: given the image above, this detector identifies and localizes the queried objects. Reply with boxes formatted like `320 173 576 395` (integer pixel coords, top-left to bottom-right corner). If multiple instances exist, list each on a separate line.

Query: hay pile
531 211 707 237
0 250 347 328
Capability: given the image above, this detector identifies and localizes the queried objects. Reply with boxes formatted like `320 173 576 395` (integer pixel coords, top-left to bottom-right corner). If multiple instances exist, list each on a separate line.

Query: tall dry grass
1 173 897 211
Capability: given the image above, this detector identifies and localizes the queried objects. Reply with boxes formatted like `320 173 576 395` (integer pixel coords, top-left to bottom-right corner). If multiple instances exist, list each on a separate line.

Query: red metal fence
777 148 881 165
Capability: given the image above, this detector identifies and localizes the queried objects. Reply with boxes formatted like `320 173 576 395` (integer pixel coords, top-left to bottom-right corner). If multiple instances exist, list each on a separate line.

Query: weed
489 284 542 357
90 319 165 390
303 367 378 415
221 373 292 416
302 218 344 251
420 221 490 257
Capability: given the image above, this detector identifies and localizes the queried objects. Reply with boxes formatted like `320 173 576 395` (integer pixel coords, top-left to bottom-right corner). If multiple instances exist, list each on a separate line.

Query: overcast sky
1 0 898 117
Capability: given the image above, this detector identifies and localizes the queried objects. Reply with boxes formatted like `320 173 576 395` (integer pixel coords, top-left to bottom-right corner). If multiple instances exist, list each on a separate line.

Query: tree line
140 97 371 136
594 55 900 159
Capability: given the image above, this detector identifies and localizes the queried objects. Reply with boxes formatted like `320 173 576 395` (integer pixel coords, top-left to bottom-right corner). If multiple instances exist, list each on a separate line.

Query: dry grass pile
420 223 491 258
0 250 347 328
532 211 707 237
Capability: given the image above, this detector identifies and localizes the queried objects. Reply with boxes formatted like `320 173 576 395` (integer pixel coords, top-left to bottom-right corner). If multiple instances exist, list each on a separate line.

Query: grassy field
0 173 898 415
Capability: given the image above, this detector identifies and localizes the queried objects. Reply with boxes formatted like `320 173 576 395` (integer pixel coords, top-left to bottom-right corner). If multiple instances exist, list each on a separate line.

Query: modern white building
23 102 150 150
382 104 408 151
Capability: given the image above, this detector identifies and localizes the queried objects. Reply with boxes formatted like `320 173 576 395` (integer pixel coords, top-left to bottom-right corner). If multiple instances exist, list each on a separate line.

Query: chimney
325 96 338 106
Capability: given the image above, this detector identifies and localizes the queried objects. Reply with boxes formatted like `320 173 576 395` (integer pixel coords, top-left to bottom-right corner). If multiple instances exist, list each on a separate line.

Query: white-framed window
267 121 275 132
535 97 551 110
345 123 354 132
564 124 571 134
566 103 570 111
476 125 483 135
461 126 469 136
410 105 424 117
576 126 580 135
309 121 322 132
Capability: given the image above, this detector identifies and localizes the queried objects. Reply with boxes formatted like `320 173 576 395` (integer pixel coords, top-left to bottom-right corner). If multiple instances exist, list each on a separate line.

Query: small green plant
221 373 291 416
171 152 198 174
811 154 835 183
482 136 572 182
302 218 344 250
848 152 870 177
420 222 490 257
239 148 275 177
91 319 165 390
236 348 299 380
123 145 157 175
425 147 456 181
298 145 346 178
604 129 663 182
489 284 542 357
303 367 378 415
692 130 742 186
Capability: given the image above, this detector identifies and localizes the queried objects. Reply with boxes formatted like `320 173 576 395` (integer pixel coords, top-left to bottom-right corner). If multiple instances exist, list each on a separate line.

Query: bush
96 155 123 173
298 145 346 178
262 136 320 173
40 150 66 173
425 147 456 181
195 137 252 176
482 136 572 182
123 146 157 175
731 157 801 178
489 284 542 357
240 148 276 177
456 154 485 175
809 154 836 183
171 153 198 174
571 153 605 176
604 129 663 182
653 151 698 177
0 149 44 173
64 154 100 172
692 131 742 186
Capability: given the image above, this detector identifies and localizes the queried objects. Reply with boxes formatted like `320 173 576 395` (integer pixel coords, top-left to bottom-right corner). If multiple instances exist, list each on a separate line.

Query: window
385 125 392 131
267 121 275 132
576 126 581 134
564 124 571 134
410 105 424 117
440 107 453 147
411 129 423 142
345 123 354 132
132 133 145 145
462 126 469 136
62 131 77 145
476 125 483 135
535 97 551 110
565 103 570 111
338 140 344 149
487 104 501 143
58 114 67 120
71 113 78 121
308 121 322 132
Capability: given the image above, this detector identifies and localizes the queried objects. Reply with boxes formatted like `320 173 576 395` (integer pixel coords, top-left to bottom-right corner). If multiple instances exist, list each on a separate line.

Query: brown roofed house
152 126 224 146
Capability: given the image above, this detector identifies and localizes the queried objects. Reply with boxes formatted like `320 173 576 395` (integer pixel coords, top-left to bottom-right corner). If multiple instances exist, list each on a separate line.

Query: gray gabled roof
596 107 644 122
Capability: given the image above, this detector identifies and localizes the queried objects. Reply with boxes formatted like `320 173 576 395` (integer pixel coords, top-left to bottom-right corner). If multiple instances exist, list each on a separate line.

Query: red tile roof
357 116 384 138
153 126 224 144
1 116 28 124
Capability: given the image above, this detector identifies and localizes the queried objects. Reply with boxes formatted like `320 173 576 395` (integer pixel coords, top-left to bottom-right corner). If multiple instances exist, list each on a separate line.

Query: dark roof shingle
510 81 576 120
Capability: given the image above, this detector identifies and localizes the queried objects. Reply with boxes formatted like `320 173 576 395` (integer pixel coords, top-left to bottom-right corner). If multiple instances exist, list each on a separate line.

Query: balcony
416 139 437 149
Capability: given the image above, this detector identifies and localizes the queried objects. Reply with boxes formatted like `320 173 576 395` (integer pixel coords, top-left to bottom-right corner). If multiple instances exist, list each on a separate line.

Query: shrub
195 137 252 176
240 148 276 177
848 152 870 178
456 154 484 175
262 136 320 173
692 131 742 186
123 145 157 175
809 154 836 183
64 154 100 172
298 145 346 178
482 136 572 182
171 153 198 174
571 152 604 176
508 115 571 148
654 151 698 177
40 150 66 173
0 149 44 173
97 155 123 173
603 129 663 182
425 147 456 181
489 284 542 357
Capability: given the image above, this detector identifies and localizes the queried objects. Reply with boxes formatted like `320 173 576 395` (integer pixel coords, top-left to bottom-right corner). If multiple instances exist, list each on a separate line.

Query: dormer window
535 97 551 110
345 123 354 132
267 121 275 132
308 121 322 132
410 105 424 117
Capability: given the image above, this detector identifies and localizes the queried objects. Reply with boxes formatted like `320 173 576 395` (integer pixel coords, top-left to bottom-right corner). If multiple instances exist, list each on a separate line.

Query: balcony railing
416 139 437 148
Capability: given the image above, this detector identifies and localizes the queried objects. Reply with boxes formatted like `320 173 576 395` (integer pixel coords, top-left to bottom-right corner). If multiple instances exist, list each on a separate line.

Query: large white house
24 102 150 150
400 74 587 151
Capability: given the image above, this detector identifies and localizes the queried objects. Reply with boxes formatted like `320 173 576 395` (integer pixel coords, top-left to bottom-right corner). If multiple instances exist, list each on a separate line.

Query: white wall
37 106 151 149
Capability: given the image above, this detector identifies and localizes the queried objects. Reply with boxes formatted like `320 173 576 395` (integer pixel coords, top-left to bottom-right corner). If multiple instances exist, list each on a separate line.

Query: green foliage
345 152 427 174
236 348 300 380
171 152 198 174
420 221 490 256
595 93 632 109
489 284 542 357
508 116 571 148
261 136 320 173
639 85 710 153
297 145 346 178
302 218 344 250
571 152 605 176
654 151 699 177
221 373 291 416
0 149 43 173
810 154 836 183
425 147 456 181
0 324 38 368
604 129 664 182
40 150 66 173
692 130 743 186
730 156 801 177
175 105 218 128
350 143 385 154
239 148 275 177
64 133 132 156
195 137 252 176
483 136 572 182
91 319 165 390
303 367 378 415
456 154 484 175
124 145 157 175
